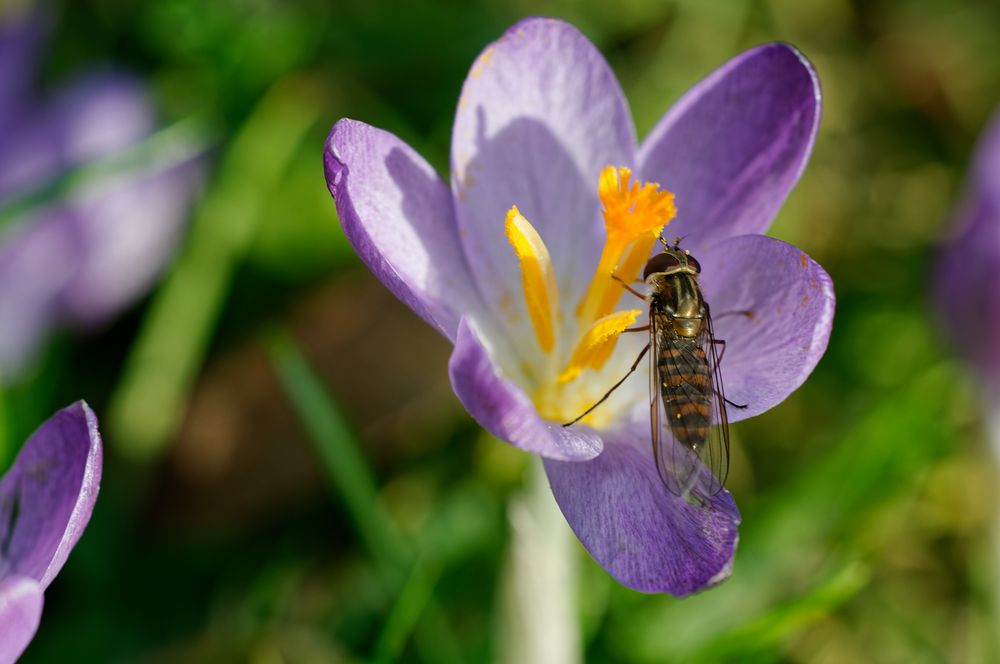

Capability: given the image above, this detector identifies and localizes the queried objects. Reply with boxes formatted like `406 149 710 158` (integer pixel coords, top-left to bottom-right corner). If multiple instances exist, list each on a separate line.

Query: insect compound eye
685 254 702 273
643 252 681 279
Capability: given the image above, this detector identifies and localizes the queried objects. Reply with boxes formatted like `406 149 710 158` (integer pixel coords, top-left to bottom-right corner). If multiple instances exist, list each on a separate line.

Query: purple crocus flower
936 109 1000 403
0 402 102 664
324 18 834 595
0 12 202 382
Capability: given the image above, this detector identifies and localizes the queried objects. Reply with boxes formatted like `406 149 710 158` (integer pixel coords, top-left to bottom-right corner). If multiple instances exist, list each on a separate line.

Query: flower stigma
505 166 676 426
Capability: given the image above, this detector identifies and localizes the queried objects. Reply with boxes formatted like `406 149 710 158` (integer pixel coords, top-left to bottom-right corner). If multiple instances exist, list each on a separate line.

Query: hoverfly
564 238 744 497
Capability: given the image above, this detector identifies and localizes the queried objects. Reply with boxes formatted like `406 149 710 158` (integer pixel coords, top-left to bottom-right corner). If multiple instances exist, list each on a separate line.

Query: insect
564 238 744 497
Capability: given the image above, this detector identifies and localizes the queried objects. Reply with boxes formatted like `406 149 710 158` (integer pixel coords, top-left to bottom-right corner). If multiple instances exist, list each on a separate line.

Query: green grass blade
266 329 462 664
266 329 400 570
109 77 322 460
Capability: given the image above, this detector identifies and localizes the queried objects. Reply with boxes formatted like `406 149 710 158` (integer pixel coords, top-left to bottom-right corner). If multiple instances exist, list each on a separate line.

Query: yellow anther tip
504 205 527 251
504 205 559 354
576 166 676 323
559 309 642 383
598 166 676 239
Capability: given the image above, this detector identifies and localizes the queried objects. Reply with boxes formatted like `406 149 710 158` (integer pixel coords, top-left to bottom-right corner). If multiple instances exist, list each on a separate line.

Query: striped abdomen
657 340 712 451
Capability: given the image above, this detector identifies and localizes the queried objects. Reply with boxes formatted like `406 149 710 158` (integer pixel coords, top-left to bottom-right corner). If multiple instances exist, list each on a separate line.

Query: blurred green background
3 0 1000 662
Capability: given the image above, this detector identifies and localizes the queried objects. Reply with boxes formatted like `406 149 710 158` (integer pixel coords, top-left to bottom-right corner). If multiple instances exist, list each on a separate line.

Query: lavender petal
0 12 45 126
0 402 102 589
971 109 1000 204
639 43 821 250
0 71 153 200
698 234 835 423
0 576 43 664
448 318 603 461
544 425 740 596
325 118 485 342
0 210 79 380
57 156 203 328
47 71 155 168
936 111 1000 396
450 17 637 340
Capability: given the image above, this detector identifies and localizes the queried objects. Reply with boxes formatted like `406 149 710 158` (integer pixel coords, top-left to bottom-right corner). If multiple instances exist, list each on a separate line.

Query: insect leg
725 397 747 409
621 324 650 333
611 274 647 300
562 343 650 427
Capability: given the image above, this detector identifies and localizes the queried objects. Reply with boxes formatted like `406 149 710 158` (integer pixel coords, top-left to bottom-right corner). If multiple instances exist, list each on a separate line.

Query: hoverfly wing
650 310 730 497
650 310 703 497
703 306 731 491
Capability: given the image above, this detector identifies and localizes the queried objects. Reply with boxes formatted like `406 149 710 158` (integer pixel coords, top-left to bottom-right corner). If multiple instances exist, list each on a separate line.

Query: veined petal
0 210 78 381
0 152 201 381
544 425 740 596
936 110 1000 396
0 576 43 664
698 235 835 423
0 72 154 200
58 153 202 328
325 119 485 342
971 108 1000 204
0 401 102 589
0 114 60 202
451 17 637 345
639 43 820 250
47 71 155 168
449 318 603 461
0 12 45 127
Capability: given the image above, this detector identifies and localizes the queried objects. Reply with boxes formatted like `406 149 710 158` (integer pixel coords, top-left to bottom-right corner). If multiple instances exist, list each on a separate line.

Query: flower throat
504 166 676 425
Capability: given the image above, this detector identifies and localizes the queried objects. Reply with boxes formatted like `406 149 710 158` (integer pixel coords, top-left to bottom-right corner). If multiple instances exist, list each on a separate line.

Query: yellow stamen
505 206 559 354
576 166 676 322
558 309 642 383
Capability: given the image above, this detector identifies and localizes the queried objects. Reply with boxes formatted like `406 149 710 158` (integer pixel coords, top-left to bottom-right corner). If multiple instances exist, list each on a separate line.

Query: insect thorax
649 272 705 339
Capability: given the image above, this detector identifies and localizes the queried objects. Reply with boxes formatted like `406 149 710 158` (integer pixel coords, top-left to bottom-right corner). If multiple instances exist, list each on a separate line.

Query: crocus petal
0 72 153 200
0 13 50 197
972 109 1000 204
0 211 79 381
698 234 835 422
936 111 1000 396
57 156 202 328
544 425 740 595
0 155 200 380
937 200 1000 395
47 71 155 167
0 12 45 124
638 43 820 249
451 17 637 343
325 118 484 341
0 402 102 589
448 318 602 461
0 112 61 201
0 576 43 664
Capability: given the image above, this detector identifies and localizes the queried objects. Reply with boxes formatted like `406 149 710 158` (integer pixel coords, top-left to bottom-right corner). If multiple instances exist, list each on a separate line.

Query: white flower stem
497 457 581 664
988 408 1000 654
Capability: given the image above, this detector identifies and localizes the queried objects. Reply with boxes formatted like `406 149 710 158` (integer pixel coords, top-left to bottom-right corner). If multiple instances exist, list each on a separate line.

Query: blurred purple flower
0 402 102 664
324 18 834 595
0 13 202 381
936 109 1000 400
